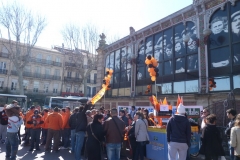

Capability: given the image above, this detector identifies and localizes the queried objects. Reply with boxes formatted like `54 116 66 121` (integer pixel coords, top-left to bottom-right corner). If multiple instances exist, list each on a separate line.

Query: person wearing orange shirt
45 107 63 152
41 109 49 145
27 109 44 151
60 106 71 149
24 105 35 146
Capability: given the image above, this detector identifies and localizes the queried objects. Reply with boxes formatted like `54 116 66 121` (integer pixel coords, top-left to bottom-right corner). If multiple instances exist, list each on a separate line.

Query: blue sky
1 0 193 48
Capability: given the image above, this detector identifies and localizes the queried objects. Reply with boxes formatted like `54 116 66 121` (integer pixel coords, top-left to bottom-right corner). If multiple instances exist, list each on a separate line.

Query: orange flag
159 99 162 105
181 96 183 105
176 95 181 107
162 97 168 105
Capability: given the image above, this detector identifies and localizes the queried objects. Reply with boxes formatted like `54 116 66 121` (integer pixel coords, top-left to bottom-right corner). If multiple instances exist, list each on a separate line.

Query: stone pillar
96 33 108 92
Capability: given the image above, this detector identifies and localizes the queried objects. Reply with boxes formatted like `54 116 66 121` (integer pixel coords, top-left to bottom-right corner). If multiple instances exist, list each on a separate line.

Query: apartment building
0 39 97 106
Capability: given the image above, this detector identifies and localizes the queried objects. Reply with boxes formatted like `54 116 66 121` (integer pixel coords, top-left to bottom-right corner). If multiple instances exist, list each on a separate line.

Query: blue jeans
63 128 71 148
75 131 85 160
6 132 19 160
71 129 76 152
229 141 234 160
106 143 121 160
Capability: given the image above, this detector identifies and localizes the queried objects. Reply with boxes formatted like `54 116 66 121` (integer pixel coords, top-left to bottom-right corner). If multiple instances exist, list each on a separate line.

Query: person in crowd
126 113 133 126
167 103 191 160
104 110 111 121
127 113 137 160
24 105 35 146
19 108 24 144
103 108 125 160
120 110 128 127
27 109 43 151
86 114 105 160
148 112 157 126
143 109 152 126
230 114 240 160
5 104 23 160
200 108 210 132
69 107 79 153
225 108 237 160
41 109 49 146
45 107 63 153
61 106 71 149
137 108 141 112
75 101 92 160
134 111 149 160
130 106 136 118
59 108 65 146
91 109 97 118
86 110 93 125
0 104 8 144
199 114 225 160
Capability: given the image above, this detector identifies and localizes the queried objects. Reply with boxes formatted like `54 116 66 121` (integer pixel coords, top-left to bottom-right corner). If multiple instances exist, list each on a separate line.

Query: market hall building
96 0 240 122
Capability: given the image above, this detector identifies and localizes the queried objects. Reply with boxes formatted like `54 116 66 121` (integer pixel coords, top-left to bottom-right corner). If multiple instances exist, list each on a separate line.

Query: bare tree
0 2 46 95
61 23 99 96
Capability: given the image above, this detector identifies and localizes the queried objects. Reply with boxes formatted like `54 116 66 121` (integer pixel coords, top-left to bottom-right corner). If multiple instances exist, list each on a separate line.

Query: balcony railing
87 79 97 84
0 69 8 75
30 57 62 67
11 70 61 80
24 89 60 95
65 62 77 67
64 77 81 82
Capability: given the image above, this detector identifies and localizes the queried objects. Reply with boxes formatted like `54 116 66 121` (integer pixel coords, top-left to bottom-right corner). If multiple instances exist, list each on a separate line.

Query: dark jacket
75 104 90 132
167 115 191 147
128 121 136 139
225 116 236 140
199 124 225 156
69 112 77 130
86 121 105 160
121 115 129 126
0 110 8 125
103 116 125 143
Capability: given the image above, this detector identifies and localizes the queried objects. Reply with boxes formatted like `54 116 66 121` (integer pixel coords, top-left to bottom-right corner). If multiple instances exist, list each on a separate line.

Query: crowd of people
0 100 240 160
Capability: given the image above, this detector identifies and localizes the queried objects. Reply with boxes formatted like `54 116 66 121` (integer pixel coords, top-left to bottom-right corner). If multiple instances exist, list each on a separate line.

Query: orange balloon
145 59 151 65
151 58 158 67
151 76 156 81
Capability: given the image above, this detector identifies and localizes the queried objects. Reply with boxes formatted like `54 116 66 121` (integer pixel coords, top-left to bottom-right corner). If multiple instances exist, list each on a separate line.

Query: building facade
96 0 240 119
0 40 97 106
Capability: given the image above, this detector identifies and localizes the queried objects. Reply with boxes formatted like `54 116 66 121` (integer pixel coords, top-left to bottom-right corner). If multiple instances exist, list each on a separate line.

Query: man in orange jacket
27 109 43 151
45 107 63 152
60 106 71 149
41 109 49 145
24 105 35 146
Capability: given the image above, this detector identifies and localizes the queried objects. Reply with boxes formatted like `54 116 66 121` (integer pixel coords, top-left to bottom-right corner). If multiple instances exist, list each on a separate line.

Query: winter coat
135 119 149 142
230 126 240 156
167 114 191 147
75 104 90 132
69 112 77 130
86 121 105 160
199 124 225 156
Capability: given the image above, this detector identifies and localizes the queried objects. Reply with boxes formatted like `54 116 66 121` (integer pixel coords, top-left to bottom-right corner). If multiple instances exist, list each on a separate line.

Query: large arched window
208 1 240 91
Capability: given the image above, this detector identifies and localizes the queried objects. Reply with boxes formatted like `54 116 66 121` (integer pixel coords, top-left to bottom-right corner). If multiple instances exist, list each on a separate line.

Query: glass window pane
136 86 143 96
187 54 198 72
230 1 240 43
109 52 114 70
232 43 240 65
137 41 145 66
209 9 229 48
186 21 198 54
233 75 240 89
120 71 127 81
163 28 172 60
125 88 131 96
174 81 185 93
114 72 120 84
115 50 121 72
175 58 185 73
210 47 230 68
137 67 145 80
146 36 153 57
119 88 124 96
211 77 230 91
186 80 198 93
160 83 172 94
164 61 173 75
112 89 118 97
154 32 163 61
105 55 110 68
121 48 126 71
